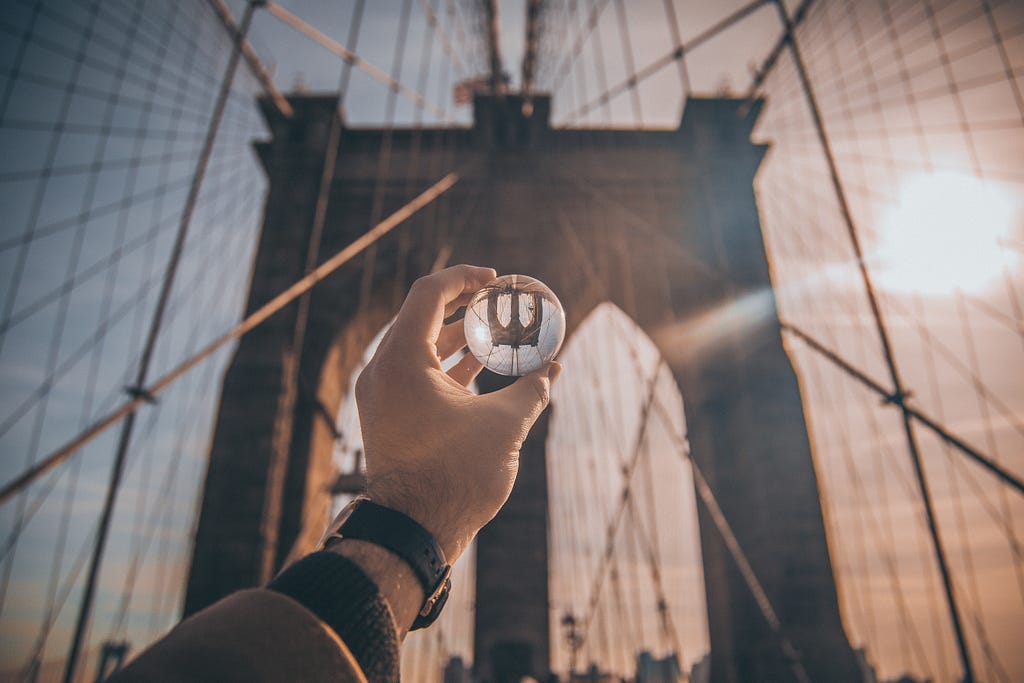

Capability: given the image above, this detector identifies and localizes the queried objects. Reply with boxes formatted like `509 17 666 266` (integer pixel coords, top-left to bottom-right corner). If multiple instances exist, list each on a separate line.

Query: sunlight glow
874 171 1019 296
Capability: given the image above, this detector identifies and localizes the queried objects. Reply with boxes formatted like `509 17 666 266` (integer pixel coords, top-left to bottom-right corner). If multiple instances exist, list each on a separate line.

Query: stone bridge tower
184 93 861 683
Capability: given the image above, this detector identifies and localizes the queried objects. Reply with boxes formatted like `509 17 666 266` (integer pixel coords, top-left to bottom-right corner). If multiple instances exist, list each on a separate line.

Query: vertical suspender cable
661 0 691 98
611 0 643 127
61 4 258 681
356 0 415 311
483 0 505 93
521 0 543 103
769 1 975 680
269 0 366 576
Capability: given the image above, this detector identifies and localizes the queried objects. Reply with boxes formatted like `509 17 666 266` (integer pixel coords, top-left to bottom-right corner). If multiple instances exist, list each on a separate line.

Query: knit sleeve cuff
268 551 399 682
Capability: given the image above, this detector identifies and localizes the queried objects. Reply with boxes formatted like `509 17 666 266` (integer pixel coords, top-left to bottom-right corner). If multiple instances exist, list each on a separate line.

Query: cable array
0 0 484 680
751 0 1024 680
0 1 276 680
536 1 1023 681
0 1 1021 682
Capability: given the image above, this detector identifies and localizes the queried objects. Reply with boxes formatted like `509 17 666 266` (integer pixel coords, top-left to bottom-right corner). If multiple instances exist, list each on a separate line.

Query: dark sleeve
268 551 400 683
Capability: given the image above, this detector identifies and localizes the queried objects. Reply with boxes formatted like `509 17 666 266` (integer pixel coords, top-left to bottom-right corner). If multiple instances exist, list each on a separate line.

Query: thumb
490 361 562 425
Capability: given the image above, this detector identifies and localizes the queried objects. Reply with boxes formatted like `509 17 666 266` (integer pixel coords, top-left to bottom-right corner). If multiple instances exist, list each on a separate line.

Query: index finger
390 265 496 356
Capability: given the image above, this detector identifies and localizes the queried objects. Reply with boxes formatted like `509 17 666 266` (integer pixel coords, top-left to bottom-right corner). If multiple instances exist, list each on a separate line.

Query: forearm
107 588 369 683
325 538 424 640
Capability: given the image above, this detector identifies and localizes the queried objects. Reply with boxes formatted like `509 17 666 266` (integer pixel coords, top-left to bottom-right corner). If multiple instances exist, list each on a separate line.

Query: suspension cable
60 3 260 678
566 0 769 123
547 0 612 96
661 0 691 99
0 170 462 508
207 0 292 118
418 0 468 79
782 322 1024 497
641 392 812 683
773 1 977 677
263 2 452 122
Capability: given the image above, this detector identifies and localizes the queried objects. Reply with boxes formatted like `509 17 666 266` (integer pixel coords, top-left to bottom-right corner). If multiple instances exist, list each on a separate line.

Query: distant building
635 651 681 683
683 649 889 683
443 655 472 683
688 654 711 683
883 676 932 683
94 640 130 683
854 647 878 683
568 663 618 683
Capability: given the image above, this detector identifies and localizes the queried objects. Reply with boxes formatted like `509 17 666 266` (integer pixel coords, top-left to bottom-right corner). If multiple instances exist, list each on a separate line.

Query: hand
354 265 562 563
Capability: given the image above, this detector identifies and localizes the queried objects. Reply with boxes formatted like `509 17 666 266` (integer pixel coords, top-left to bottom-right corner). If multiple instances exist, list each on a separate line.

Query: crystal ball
463 274 566 377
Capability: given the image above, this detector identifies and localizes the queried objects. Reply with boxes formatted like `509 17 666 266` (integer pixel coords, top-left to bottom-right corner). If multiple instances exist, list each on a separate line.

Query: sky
0 0 1022 682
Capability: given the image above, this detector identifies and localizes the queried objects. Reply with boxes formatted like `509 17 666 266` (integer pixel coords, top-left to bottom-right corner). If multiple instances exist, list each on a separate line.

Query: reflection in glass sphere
463 274 566 377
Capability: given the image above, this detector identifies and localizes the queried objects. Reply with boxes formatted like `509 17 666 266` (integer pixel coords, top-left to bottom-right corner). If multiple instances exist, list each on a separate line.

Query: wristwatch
318 495 452 630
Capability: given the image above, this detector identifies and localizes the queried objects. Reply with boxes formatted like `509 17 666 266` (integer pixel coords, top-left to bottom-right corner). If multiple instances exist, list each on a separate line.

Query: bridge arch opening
317 300 716 679
547 301 710 679
316 300 714 681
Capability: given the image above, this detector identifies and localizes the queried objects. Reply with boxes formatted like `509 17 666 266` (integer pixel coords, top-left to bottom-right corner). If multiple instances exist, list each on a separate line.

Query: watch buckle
419 565 452 617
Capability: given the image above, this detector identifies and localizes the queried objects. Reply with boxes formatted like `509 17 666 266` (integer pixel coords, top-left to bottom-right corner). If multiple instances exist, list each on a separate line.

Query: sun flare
874 171 1019 296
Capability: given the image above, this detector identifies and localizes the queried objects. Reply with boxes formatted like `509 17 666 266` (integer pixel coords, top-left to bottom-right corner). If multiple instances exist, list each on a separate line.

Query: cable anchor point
881 389 912 407
124 386 158 405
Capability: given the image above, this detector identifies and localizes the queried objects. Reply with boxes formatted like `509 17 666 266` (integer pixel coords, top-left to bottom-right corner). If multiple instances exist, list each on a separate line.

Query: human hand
355 265 562 563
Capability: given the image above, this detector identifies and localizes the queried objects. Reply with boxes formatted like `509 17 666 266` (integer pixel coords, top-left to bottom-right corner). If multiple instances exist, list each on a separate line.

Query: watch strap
328 499 451 630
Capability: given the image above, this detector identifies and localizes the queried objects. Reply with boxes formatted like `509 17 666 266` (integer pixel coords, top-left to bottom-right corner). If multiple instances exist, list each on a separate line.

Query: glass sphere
463 274 566 377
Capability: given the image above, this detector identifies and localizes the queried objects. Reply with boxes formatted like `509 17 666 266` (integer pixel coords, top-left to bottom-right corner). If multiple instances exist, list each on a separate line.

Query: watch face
316 495 369 549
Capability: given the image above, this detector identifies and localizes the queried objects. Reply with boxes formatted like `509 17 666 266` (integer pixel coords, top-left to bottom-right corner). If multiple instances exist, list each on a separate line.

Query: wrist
322 497 455 631
366 480 471 563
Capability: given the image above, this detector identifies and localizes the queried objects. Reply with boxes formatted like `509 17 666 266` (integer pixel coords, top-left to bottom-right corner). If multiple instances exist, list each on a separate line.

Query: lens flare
874 171 1018 296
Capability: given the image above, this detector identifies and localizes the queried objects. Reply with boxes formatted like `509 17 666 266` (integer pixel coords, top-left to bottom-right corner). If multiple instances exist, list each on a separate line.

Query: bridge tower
184 93 861 683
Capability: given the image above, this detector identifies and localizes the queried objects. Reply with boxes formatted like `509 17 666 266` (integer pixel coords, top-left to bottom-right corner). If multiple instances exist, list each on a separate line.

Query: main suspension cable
782 322 1024 497
0 170 463 508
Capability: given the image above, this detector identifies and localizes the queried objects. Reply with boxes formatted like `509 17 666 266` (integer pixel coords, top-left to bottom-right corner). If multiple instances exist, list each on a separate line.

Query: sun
873 171 1019 296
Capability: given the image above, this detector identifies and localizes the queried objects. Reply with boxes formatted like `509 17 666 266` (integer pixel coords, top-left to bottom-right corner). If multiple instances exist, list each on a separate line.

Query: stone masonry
185 93 861 683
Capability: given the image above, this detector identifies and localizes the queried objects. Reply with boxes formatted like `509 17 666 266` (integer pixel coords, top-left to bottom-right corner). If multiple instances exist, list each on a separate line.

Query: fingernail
547 361 563 383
